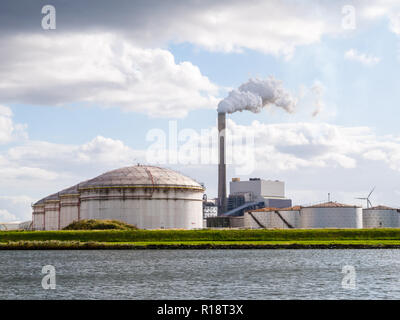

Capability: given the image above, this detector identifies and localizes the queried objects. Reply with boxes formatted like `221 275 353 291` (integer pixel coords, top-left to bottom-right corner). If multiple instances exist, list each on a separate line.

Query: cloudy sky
1 0 400 221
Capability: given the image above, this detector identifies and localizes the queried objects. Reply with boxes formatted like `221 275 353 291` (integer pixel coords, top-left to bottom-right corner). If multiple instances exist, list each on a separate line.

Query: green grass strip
2 228 400 243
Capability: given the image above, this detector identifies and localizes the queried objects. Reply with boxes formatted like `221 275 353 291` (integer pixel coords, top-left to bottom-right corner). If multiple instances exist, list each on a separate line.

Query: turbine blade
368 187 375 198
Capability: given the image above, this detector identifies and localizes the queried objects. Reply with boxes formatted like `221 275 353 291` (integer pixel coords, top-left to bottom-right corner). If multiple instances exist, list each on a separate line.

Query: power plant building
225 178 292 216
32 165 204 230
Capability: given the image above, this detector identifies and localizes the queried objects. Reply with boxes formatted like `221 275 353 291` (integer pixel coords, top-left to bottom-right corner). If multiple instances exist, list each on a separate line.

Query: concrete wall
264 198 292 209
300 207 362 229
230 217 244 228
206 216 243 228
244 210 300 229
363 209 400 228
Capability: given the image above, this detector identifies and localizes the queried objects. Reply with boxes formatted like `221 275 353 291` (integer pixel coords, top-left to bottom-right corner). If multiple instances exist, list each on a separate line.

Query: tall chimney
218 112 227 215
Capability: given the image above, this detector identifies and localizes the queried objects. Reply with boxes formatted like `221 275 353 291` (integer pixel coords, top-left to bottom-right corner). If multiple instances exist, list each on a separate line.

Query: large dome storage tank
300 201 362 229
363 206 400 228
32 165 205 230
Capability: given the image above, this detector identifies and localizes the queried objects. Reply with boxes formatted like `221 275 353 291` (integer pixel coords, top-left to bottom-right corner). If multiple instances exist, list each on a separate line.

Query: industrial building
203 201 218 219
206 176 292 227
244 202 363 229
363 206 400 228
32 165 204 230
216 111 291 217
226 177 292 215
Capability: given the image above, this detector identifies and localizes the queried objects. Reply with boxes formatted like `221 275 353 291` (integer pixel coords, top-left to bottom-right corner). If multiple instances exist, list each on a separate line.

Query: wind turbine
355 187 375 208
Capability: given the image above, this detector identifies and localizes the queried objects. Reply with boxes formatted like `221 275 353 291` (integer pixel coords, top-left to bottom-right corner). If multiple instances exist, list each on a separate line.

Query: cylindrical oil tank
32 165 204 230
244 207 301 229
363 206 400 228
59 193 80 229
32 204 45 230
300 202 362 228
44 200 60 230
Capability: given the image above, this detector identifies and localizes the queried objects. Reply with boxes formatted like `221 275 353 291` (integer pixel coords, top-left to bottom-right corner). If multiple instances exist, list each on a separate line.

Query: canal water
1 249 399 299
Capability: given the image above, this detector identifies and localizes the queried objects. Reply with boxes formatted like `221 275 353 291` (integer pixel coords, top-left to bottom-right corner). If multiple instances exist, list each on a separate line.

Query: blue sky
2 0 400 221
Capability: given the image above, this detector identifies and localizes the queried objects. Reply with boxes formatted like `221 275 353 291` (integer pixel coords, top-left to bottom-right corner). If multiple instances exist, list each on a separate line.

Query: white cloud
0 105 27 144
344 49 381 66
0 33 219 118
6 136 145 172
0 134 147 221
148 119 400 173
0 195 34 222
226 120 400 172
361 1 400 35
0 1 344 58
165 1 337 58
0 209 18 222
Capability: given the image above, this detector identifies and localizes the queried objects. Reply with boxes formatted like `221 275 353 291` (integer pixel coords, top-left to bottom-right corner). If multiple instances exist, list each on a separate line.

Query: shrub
63 219 138 230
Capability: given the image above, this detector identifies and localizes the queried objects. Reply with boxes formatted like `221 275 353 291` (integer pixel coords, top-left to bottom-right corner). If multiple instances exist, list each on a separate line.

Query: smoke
217 76 297 114
311 81 324 117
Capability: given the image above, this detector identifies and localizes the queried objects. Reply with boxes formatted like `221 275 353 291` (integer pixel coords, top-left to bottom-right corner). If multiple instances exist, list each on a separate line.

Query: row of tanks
244 203 400 229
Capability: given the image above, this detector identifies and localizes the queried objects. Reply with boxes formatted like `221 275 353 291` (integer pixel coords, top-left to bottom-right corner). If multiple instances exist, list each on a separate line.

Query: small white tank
363 206 400 228
300 202 362 229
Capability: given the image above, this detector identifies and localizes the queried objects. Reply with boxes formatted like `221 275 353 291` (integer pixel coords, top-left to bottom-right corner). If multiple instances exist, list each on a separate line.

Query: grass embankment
1 229 400 249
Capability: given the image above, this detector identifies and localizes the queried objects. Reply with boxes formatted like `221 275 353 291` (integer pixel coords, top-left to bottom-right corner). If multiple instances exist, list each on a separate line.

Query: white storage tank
244 206 301 229
363 206 400 228
0 222 21 231
300 201 362 229
0 221 32 231
32 165 205 230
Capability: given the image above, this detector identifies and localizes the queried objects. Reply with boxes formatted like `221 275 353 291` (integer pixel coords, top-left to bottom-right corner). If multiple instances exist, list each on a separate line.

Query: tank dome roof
304 201 360 208
364 205 398 210
34 165 203 205
79 165 203 189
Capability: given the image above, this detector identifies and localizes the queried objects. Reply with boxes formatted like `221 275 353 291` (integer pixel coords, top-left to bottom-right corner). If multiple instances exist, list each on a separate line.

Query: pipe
218 112 227 215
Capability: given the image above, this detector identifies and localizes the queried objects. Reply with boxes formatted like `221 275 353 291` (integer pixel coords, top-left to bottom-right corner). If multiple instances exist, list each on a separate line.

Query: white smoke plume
217 77 297 114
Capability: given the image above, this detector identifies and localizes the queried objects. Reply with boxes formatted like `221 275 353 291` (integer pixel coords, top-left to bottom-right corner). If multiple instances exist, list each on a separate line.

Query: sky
1 0 400 221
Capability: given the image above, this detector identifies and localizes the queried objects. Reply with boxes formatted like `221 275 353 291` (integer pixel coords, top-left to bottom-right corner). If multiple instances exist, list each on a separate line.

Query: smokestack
218 112 227 215
216 76 296 215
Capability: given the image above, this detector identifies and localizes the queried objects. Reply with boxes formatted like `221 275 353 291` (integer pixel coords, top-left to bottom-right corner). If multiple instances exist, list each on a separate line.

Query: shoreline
2 241 400 250
2 229 400 250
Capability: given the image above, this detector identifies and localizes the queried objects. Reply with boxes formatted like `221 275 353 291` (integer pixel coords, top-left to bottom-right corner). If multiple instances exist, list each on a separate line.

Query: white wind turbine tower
355 187 375 208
